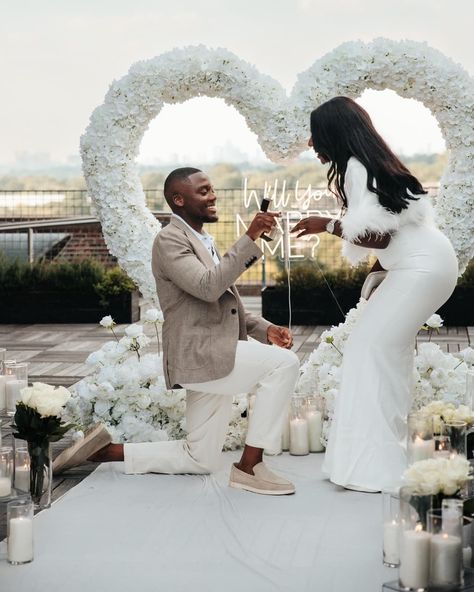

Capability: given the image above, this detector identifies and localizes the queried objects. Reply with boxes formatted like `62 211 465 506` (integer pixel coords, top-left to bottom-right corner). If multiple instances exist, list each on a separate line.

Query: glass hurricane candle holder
289 396 309 456
281 403 290 452
434 435 451 459
5 361 28 416
407 412 435 465
0 446 14 498
305 395 325 453
0 352 12 414
399 485 432 590
7 498 34 565
14 447 30 493
382 488 400 567
444 420 467 457
427 503 463 589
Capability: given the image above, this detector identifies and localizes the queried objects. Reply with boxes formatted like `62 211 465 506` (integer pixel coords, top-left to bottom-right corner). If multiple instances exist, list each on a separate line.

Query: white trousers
124 341 300 475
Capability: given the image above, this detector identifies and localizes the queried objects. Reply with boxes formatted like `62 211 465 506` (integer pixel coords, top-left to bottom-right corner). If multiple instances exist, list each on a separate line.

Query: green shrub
274 258 474 291
274 260 371 290
0 257 136 301
94 267 137 306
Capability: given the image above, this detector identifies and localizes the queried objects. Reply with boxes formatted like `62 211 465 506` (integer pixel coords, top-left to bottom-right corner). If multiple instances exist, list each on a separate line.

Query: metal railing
0 186 440 285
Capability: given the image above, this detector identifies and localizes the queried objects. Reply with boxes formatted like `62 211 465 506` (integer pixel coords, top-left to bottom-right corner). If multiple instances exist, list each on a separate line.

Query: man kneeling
54 168 300 495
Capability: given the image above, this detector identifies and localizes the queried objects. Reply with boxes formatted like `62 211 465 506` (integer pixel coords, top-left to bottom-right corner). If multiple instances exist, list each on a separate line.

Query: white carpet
0 451 394 592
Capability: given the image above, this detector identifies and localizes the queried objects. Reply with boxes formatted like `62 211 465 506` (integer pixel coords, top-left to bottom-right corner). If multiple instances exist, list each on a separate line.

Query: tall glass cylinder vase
428 502 463 589
281 403 290 452
26 440 52 510
444 420 467 457
289 396 309 456
382 488 400 567
407 412 435 465
7 498 34 565
305 395 325 452
5 361 28 416
398 486 432 590
0 446 14 498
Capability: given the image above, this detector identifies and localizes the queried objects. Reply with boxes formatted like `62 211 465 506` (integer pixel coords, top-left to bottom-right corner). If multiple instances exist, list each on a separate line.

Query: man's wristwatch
326 219 336 234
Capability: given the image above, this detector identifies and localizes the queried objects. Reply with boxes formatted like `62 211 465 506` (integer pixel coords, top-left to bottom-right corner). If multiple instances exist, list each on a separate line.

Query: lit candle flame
415 524 423 532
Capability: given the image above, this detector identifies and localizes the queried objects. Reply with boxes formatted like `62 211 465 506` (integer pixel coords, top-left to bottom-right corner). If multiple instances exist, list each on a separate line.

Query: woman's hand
290 216 331 238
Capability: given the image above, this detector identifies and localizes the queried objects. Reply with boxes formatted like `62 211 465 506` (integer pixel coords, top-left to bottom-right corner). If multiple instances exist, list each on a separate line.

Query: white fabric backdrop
0 452 394 592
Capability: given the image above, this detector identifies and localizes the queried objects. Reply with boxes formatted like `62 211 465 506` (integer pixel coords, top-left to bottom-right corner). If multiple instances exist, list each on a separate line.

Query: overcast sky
3 0 474 166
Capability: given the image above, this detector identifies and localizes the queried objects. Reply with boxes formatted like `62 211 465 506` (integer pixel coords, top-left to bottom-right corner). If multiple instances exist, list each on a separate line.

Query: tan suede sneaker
53 424 112 474
229 462 295 495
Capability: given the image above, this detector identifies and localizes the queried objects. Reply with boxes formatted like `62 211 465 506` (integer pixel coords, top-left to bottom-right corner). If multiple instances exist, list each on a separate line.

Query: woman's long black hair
310 96 426 213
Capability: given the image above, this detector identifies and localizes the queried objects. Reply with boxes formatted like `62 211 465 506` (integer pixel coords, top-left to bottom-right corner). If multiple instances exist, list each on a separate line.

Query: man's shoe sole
229 480 295 495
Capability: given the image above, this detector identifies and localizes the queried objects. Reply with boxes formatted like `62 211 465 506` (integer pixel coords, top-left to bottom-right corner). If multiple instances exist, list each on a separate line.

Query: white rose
143 308 164 323
21 382 71 418
425 314 443 329
99 315 115 328
125 324 144 338
461 347 474 366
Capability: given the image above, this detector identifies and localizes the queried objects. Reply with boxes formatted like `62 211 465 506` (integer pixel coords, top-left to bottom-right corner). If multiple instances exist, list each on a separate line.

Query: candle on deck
399 525 431 590
15 465 30 492
6 379 27 413
383 520 400 566
430 533 462 587
306 410 324 452
7 517 34 564
0 374 8 411
409 436 435 463
0 476 12 497
289 418 309 455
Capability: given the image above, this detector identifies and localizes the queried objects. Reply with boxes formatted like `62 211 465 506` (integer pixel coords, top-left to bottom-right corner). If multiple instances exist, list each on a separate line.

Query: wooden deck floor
0 297 472 539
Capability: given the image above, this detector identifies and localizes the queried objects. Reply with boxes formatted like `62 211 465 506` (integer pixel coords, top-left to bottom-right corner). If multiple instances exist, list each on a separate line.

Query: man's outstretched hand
267 325 294 349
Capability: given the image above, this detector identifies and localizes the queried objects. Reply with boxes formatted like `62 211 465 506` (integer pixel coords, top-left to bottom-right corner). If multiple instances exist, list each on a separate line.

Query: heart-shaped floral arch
80 38 474 302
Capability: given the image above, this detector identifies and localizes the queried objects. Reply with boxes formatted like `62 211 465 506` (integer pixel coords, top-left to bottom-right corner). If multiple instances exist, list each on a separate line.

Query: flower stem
330 342 343 357
110 327 119 343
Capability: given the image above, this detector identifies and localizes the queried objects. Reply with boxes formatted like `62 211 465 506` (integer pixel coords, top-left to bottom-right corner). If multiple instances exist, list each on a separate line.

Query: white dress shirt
171 214 220 264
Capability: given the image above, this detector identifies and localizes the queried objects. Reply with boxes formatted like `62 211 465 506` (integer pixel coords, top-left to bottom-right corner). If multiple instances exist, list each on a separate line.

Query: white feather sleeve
340 157 399 266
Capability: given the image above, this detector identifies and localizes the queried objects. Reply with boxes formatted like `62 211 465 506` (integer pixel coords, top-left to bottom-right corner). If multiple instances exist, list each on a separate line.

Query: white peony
460 347 474 367
143 308 164 324
99 315 115 329
425 314 444 329
125 324 143 338
21 382 71 418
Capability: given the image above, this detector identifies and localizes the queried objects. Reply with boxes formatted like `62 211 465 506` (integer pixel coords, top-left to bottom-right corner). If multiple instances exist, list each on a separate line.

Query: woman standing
291 96 458 492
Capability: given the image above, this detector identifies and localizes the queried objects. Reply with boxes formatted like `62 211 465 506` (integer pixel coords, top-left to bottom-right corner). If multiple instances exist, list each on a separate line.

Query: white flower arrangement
81 40 474 305
403 456 472 496
20 382 71 419
296 307 470 445
68 313 248 450
417 400 474 428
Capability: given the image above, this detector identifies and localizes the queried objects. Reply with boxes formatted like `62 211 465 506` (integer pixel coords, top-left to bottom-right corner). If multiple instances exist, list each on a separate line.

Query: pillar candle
0 476 12 497
463 546 472 568
409 436 435 463
399 527 431 590
0 374 7 410
383 520 400 566
15 466 30 492
430 533 462 586
7 517 34 564
307 410 324 452
289 418 309 455
6 379 27 413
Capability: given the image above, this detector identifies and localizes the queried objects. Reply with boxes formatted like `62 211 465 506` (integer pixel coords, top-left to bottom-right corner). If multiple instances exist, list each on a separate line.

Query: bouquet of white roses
403 456 472 496
13 382 74 505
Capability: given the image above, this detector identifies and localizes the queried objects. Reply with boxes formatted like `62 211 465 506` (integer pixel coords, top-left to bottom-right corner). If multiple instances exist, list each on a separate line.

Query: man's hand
290 216 330 238
267 325 294 349
246 212 281 241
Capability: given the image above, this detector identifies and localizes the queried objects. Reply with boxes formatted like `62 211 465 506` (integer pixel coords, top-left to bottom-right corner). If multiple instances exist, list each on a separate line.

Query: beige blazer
152 216 272 389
